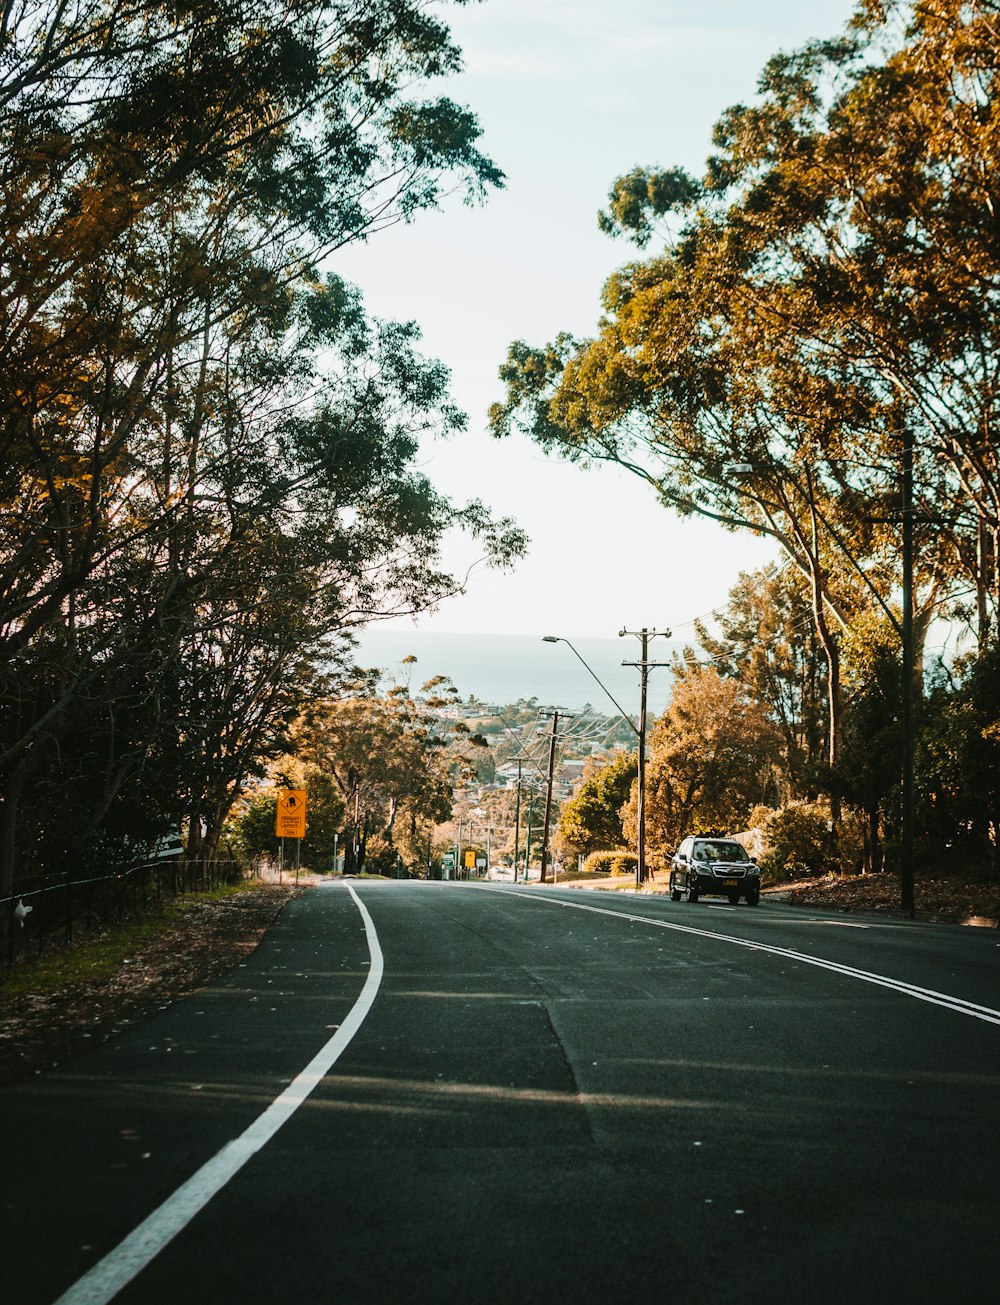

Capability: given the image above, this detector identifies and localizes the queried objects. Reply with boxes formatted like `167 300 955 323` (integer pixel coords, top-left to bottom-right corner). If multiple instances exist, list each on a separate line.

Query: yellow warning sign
276 789 307 839
464 849 476 868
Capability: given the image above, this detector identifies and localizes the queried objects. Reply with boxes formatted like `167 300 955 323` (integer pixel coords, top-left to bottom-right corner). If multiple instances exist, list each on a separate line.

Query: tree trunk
976 516 991 654
867 801 881 875
809 566 843 831
991 521 1000 646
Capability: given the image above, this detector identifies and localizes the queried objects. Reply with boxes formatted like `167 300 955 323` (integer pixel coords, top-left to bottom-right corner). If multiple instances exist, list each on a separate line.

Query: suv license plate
723 879 738 887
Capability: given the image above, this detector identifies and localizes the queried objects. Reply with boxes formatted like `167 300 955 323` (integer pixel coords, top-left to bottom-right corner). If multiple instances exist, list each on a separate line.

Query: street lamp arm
542 636 640 737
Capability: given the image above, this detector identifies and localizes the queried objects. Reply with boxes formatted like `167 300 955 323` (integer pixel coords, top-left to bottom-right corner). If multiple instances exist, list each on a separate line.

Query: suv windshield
694 841 750 863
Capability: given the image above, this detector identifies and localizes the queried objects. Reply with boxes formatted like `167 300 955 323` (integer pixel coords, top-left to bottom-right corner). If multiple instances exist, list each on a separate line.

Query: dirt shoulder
0 883 297 1086
762 871 1000 927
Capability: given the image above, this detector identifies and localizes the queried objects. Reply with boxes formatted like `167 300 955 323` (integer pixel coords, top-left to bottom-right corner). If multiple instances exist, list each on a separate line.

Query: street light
543 633 669 890
542 636 639 735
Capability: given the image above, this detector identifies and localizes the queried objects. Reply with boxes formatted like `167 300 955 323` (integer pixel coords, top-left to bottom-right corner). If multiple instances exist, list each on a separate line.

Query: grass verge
1 882 262 1004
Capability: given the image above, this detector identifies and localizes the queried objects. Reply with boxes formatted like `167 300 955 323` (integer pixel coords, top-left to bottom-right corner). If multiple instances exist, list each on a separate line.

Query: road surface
5 881 1000 1304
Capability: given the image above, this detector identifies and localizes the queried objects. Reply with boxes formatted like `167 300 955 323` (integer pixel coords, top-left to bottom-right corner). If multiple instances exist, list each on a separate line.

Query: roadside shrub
582 850 638 877
756 802 837 881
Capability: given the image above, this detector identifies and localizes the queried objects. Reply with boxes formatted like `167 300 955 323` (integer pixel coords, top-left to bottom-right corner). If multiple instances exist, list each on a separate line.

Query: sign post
275 790 307 882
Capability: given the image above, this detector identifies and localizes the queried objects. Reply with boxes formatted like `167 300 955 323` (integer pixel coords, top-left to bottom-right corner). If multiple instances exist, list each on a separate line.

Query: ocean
350 628 677 719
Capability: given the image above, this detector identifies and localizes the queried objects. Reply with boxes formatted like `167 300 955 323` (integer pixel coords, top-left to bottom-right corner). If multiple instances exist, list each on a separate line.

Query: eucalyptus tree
692 0 999 646
0 0 521 902
491 206 891 799
696 565 827 796
786 0 1000 647
292 673 487 874
920 644 1000 870
490 0 995 827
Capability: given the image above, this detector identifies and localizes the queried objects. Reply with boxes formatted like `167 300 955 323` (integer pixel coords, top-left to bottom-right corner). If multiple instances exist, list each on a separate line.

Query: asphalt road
5 881 1000 1305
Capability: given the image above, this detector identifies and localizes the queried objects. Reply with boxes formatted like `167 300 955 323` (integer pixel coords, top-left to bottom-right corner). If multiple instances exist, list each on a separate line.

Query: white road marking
485 888 1000 1027
54 883 383 1305
799 920 871 929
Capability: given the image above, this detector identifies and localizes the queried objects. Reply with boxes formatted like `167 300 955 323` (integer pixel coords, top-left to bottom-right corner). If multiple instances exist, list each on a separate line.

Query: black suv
669 836 761 906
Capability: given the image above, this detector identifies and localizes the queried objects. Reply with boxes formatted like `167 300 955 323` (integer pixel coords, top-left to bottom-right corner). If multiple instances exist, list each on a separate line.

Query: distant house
494 757 591 798
551 759 585 799
496 762 527 789
434 706 464 721
731 828 767 859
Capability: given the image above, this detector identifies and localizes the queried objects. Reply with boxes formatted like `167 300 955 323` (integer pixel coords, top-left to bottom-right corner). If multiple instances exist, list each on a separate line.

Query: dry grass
766 870 1000 925
0 883 296 1085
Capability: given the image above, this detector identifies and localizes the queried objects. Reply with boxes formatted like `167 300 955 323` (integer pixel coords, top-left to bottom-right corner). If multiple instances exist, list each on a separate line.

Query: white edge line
54 883 383 1305
483 887 1000 1027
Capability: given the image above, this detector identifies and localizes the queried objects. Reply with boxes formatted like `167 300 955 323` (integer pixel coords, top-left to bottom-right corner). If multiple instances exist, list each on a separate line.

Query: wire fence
1 855 255 972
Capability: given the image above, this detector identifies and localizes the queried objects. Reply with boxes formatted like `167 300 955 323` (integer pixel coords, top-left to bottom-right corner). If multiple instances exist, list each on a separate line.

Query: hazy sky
333 0 858 640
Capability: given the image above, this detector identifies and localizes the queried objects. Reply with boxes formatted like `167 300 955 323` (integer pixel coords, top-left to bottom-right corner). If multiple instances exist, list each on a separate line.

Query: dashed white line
55 883 383 1305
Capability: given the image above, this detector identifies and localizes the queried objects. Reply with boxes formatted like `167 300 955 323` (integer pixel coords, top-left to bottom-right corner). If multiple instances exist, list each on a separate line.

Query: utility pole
901 419 915 917
537 709 574 882
539 710 560 884
537 708 575 883
620 627 671 888
513 760 522 881
525 790 534 880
